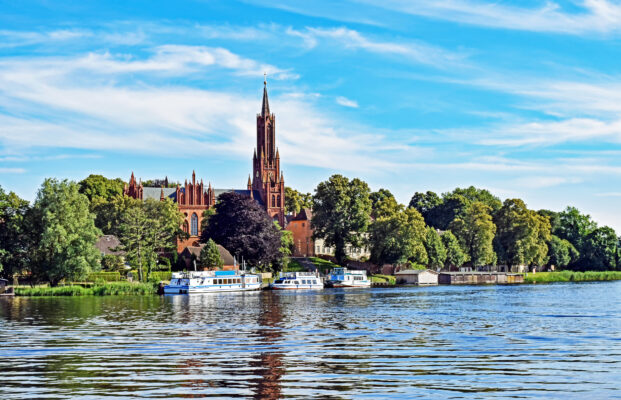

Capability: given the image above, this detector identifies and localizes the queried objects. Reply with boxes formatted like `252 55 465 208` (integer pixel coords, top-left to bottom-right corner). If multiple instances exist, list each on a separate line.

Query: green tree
274 222 294 272
199 239 224 270
31 179 101 285
285 187 312 215
311 174 372 265
78 174 125 206
556 206 597 264
101 254 125 271
369 207 428 266
582 227 618 270
370 188 400 219
547 235 578 269
0 186 31 278
450 186 502 212
441 231 466 269
200 208 216 232
200 192 281 269
494 199 551 268
408 191 442 220
92 195 141 236
424 227 447 270
428 194 469 230
450 201 497 268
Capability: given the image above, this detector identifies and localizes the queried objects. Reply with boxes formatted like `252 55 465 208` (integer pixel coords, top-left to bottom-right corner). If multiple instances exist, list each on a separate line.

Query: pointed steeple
247 175 252 190
261 77 270 117
160 187 165 201
276 148 280 159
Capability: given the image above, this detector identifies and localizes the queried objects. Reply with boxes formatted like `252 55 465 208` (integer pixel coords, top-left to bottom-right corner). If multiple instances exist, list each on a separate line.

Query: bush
524 270 621 283
15 282 158 296
154 257 172 271
371 274 396 285
86 271 122 282
149 271 172 282
101 255 125 271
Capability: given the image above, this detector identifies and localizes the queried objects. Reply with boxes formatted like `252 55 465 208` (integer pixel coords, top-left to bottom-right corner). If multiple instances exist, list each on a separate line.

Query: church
123 80 286 253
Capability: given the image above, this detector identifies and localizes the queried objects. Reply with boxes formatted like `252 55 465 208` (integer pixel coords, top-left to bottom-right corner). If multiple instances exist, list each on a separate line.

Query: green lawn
524 270 621 283
371 274 396 285
284 259 306 272
307 257 341 273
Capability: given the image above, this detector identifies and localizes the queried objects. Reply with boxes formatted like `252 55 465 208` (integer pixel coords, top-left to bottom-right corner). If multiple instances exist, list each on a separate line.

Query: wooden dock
438 272 524 285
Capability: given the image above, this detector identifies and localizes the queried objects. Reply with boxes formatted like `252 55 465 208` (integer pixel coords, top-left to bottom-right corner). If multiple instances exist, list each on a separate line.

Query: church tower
252 78 285 226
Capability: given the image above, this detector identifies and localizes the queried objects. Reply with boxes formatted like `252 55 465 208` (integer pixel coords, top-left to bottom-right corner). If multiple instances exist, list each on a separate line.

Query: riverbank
14 282 158 296
524 270 621 283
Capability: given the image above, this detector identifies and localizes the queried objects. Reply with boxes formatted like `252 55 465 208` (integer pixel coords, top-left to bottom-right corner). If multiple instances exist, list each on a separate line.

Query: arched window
272 195 276 207
183 221 189 234
277 195 281 207
191 213 198 236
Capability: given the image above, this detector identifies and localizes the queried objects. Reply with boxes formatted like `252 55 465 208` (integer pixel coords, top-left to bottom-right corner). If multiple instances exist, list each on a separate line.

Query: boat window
313 280 317 284
294 281 300 285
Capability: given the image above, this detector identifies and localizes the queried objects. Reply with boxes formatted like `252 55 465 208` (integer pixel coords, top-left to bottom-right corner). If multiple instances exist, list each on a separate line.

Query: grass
284 259 306 272
15 281 158 296
371 274 396 285
307 257 341 273
524 270 621 283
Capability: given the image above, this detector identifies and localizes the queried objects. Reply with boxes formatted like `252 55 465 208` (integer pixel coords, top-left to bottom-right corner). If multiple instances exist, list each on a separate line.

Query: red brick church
124 80 286 252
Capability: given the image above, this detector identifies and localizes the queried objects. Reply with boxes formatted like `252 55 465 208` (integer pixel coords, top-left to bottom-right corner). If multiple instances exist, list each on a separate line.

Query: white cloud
364 0 621 35
0 167 26 174
335 96 358 108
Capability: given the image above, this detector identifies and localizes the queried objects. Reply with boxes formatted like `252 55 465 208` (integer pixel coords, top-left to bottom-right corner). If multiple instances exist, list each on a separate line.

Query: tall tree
494 199 551 268
408 191 442 221
199 239 224 270
450 186 502 212
201 192 281 269
31 179 101 285
92 195 141 236
442 231 467 270
556 206 597 260
547 235 579 269
0 186 31 279
369 207 428 266
311 175 372 265
450 201 497 268
425 227 447 270
285 187 312 215
275 222 294 272
78 174 125 206
370 188 400 219
427 194 469 230
582 227 618 271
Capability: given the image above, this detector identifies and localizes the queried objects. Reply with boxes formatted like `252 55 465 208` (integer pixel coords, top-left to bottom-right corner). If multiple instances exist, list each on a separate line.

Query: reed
15 282 158 296
524 270 621 283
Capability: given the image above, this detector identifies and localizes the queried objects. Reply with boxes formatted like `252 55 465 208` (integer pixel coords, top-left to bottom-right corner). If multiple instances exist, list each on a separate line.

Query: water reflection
1 283 621 399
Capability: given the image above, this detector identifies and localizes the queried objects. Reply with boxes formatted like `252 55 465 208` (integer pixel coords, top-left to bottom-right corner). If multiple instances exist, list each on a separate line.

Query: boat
269 271 324 290
325 267 371 288
164 270 261 294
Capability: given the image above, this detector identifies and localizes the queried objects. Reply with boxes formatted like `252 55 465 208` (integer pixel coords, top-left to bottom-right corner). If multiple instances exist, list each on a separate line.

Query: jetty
438 272 524 285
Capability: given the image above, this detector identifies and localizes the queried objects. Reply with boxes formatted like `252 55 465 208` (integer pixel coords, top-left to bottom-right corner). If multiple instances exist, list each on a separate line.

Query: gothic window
183 221 189 234
277 195 281 207
191 213 198 236
272 195 276 207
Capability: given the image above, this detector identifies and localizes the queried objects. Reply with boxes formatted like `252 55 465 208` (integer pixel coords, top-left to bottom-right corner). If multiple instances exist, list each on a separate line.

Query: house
288 208 315 257
179 244 237 271
95 235 125 257
395 269 439 285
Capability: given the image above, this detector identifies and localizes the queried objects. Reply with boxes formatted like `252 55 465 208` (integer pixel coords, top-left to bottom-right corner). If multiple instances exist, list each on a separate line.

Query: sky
1 0 621 231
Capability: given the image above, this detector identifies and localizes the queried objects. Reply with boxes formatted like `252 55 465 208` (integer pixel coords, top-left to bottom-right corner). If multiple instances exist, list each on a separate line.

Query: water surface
1 282 620 399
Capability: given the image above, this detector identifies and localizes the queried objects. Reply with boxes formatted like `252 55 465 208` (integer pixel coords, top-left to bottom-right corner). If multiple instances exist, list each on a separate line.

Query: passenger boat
269 271 324 290
164 270 261 294
325 267 371 288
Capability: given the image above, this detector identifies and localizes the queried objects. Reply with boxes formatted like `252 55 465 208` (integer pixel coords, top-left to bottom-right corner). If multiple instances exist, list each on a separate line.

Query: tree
92 195 141 236
409 191 442 224
78 174 125 206
494 199 551 268
275 222 294 272
101 254 125 271
369 207 427 266
370 188 400 219
450 201 496 268
0 186 31 279
118 199 184 280
450 186 502 212
547 235 578 269
311 175 372 265
424 227 447 270
200 208 216 232
556 206 597 261
442 231 466 270
199 239 224 270
582 227 618 270
200 192 281 269
427 194 469 230
30 179 101 285
285 187 312 215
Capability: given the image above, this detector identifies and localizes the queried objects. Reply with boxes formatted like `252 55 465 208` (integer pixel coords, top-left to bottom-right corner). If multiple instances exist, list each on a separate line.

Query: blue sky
1 0 621 230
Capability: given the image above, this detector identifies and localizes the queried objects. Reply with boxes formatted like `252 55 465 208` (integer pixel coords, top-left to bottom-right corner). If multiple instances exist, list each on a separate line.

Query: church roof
261 80 270 117
142 187 176 201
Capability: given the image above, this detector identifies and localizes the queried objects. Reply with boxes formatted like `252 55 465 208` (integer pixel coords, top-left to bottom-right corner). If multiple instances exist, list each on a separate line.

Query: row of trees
304 175 620 271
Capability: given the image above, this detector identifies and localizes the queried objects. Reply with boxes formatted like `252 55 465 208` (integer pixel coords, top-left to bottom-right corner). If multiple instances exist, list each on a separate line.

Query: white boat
269 271 324 290
164 270 261 294
326 267 371 288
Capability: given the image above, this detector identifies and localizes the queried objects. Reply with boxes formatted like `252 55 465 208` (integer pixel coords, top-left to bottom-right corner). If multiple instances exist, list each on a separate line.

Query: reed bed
15 282 158 296
524 270 621 283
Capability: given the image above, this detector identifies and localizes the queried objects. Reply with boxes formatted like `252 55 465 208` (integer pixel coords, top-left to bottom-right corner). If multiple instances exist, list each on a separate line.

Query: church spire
261 75 270 117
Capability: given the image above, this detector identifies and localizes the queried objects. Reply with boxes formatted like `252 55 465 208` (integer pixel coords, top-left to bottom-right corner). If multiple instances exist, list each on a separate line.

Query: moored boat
164 270 261 294
269 271 323 290
326 267 371 288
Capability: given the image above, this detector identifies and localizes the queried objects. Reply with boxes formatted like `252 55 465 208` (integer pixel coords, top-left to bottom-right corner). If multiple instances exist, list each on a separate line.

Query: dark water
1 282 620 399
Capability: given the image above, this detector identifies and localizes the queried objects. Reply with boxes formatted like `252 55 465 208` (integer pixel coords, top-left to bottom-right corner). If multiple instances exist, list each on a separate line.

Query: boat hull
269 284 324 290
326 281 371 288
164 284 261 294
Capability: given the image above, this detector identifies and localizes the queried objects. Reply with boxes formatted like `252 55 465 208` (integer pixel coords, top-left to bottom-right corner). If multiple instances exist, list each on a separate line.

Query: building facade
123 80 286 253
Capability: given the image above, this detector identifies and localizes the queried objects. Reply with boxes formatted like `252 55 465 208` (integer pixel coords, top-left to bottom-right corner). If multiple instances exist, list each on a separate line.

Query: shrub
149 271 172 282
86 271 122 282
101 255 125 271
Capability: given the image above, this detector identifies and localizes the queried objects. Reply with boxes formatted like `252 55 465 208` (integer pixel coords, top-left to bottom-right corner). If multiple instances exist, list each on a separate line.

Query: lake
1 282 620 399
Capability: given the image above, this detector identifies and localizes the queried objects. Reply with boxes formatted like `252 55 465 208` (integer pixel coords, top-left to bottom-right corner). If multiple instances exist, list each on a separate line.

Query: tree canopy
369 207 428 266
311 174 372 265
78 174 125 205
201 192 281 269
199 239 224 270
285 186 312 215
450 201 497 268
0 186 31 278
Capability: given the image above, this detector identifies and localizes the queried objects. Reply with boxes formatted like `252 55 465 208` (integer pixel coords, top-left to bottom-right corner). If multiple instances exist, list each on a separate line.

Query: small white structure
395 269 439 285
